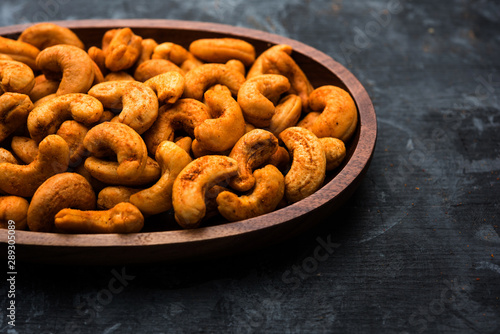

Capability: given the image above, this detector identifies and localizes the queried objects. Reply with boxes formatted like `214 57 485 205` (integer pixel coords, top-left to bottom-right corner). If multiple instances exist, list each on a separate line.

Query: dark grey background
1 0 499 333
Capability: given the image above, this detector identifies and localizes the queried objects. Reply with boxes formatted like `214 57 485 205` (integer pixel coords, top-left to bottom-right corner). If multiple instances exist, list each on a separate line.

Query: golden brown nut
0 93 33 144
130 141 192 216
183 63 246 101
269 94 302 136
228 129 279 192
83 122 148 181
172 155 238 229
88 80 159 134
97 186 139 210
88 46 107 75
36 44 95 95
0 196 29 230
279 127 326 203
319 137 346 171
237 74 290 127
193 85 246 152
216 164 285 221
144 71 185 104
174 136 193 154
143 98 210 155
0 36 40 70
27 172 96 232
27 93 103 143
133 59 184 82
104 28 142 71
0 134 69 197
225 59 246 76
54 202 144 234
152 42 203 72
18 23 85 50
136 38 158 67
0 148 18 164
299 85 358 141
84 156 160 186
10 136 38 164
0 60 35 94
56 120 89 167
29 74 59 102
189 38 256 67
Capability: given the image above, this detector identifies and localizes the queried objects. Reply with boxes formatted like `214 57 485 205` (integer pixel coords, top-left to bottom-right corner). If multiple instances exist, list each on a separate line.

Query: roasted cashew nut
268 94 302 136
144 71 185 104
88 81 159 134
189 38 256 67
247 44 314 109
172 155 238 229
27 93 103 143
84 156 160 186
183 63 246 101
10 136 38 164
27 172 96 232
0 196 29 230
56 120 89 168
130 141 192 216
0 148 18 164
228 129 279 192
319 137 346 171
83 122 148 181
225 59 246 76
237 74 290 127
36 44 95 95
104 28 142 72
54 202 144 234
0 36 40 70
279 127 326 203
299 85 358 141
29 74 59 103
0 93 33 144
88 46 106 75
0 60 35 94
216 164 285 222
97 186 139 210
0 134 69 197
136 38 158 67
143 98 210 155
133 59 184 82
18 23 85 50
193 85 246 152
152 42 203 72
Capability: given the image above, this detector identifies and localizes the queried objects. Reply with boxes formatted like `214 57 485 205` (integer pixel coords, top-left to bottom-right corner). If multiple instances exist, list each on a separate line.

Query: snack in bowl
0 22 358 235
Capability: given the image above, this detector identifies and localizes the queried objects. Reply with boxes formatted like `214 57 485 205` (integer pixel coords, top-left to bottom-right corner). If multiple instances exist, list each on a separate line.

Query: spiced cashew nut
18 23 85 50
0 196 29 230
0 60 35 94
0 93 33 144
144 71 185 104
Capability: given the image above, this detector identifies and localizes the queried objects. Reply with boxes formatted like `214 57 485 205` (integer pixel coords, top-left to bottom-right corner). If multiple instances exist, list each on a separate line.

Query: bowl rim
0 19 377 249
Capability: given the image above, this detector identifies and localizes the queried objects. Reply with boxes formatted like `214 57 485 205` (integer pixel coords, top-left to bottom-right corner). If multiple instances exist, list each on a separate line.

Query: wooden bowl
0 19 377 265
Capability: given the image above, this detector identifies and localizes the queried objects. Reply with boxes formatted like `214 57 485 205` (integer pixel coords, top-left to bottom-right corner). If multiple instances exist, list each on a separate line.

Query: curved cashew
0 93 33 144
88 46 106 75
29 74 59 103
0 148 18 164
27 93 103 143
216 164 285 221
0 36 40 70
247 44 313 109
300 85 358 141
130 141 192 216
56 120 89 167
97 186 139 210
0 60 35 94
83 122 148 181
36 44 95 95
10 136 38 164
144 71 185 104
88 80 158 134
101 29 118 53
104 28 142 72
0 196 29 230
193 85 246 152
133 59 184 82
136 38 158 67
104 71 135 82
143 98 210 155
228 129 279 192
183 63 246 101
152 42 203 72
237 74 290 127
225 59 246 76
0 134 69 197
18 23 84 50
27 172 95 232
54 202 144 234
319 137 346 171
84 156 160 186
172 155 238 229
189 38 255 67
269 94 302 136
279 127 326 203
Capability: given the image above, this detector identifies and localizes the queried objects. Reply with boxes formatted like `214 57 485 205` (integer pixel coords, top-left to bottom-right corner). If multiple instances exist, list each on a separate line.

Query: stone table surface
0 0 499 333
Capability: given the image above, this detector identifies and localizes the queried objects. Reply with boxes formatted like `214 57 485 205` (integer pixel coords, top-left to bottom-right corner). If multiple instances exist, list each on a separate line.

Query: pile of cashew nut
0 23 357 234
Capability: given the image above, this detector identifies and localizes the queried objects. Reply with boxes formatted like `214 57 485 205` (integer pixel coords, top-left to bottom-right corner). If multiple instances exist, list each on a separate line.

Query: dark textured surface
1 0 499 333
